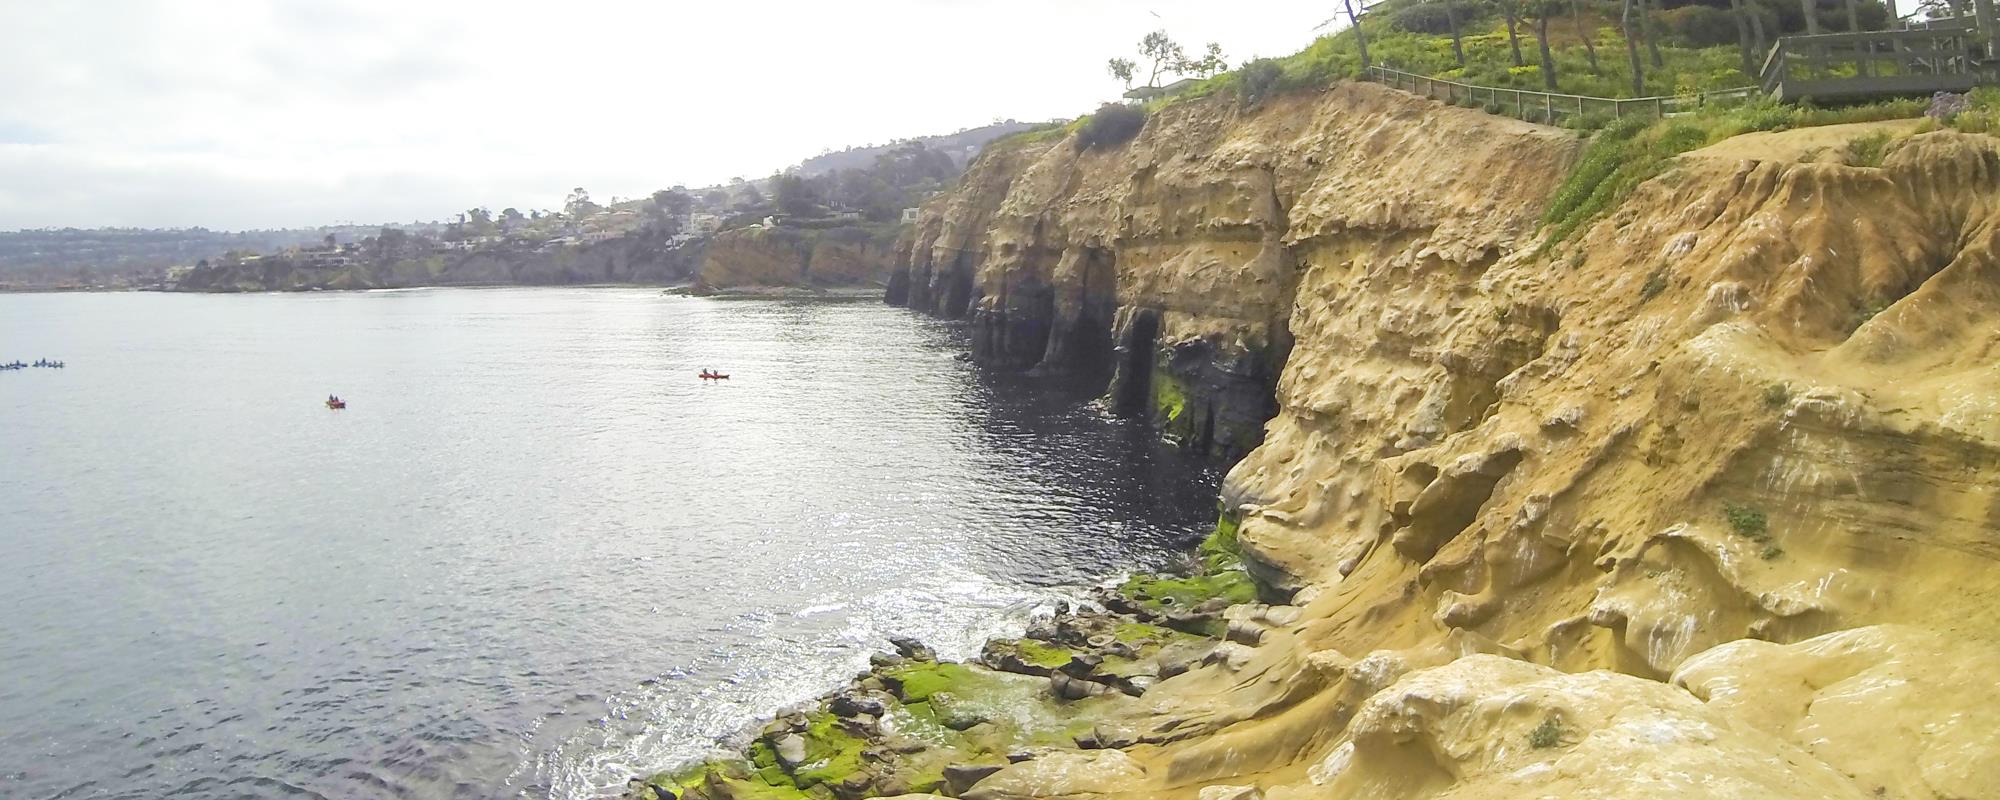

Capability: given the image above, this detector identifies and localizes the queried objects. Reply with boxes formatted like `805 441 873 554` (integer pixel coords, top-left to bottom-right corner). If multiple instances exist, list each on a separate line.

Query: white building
685 212 722 235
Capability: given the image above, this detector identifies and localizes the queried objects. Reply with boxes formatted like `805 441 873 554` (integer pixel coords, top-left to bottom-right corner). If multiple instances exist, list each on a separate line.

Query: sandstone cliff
699 226 897 290
891 83 2000 800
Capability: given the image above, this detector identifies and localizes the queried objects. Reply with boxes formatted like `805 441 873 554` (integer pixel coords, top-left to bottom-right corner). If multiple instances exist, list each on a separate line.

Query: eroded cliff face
893 85 1573 460
700 227 896 290
902 84 2000 800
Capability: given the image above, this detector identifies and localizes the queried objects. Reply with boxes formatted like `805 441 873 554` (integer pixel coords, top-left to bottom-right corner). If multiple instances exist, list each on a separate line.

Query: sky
0 1 1334 231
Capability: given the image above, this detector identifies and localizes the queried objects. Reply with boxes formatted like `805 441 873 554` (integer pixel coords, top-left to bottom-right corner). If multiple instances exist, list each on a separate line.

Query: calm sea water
0 288 1217 799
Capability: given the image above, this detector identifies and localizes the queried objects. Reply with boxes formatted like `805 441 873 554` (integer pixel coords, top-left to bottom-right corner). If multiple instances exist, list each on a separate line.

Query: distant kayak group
3 359 64 371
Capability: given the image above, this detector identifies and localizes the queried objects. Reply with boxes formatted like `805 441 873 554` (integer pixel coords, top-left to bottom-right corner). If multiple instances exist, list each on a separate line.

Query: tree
1108 57 1137 89
1623 0 1648 95
1344 0 1376 69
1731 0 1757 74
703 188 730 206
651 189 693 218
1139 30 1185 87
1500 0 1527 66
771 173 822 216
564 187 600 219
500 207 525 231
1573 0 1601 73
1179 42 1229 77
1643 0 1665 67
649 189 693 234
1528 0 1561 90
1441 0 1467 66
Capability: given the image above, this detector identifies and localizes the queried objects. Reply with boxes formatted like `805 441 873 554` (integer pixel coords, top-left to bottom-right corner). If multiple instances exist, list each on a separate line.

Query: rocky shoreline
622 514 1268 800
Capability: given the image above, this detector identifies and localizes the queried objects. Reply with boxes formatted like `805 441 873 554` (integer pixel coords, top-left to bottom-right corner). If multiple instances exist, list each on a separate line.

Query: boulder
941 763 1005 794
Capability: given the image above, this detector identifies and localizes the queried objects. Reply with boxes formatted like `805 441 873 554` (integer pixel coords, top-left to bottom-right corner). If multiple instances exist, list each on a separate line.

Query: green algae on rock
626 567 1249 800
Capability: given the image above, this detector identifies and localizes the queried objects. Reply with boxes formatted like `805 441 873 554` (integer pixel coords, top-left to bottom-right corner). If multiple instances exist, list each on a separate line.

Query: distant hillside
794 120 1043 177
0 225 443 279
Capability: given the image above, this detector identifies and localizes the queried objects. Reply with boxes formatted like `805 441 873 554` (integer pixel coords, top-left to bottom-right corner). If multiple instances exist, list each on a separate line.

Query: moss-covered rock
1118 570 1257 613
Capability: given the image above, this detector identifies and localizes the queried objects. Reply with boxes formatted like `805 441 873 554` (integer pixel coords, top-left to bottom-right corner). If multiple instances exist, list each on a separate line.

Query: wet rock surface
628 531 1251 800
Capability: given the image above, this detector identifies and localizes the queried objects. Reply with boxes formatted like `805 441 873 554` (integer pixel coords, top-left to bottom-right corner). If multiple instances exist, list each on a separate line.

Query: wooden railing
1759 28 1998 101
1363 65 1756 125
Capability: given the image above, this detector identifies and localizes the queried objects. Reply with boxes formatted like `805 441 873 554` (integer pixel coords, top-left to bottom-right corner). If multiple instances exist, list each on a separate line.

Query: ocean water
0 288 1218 799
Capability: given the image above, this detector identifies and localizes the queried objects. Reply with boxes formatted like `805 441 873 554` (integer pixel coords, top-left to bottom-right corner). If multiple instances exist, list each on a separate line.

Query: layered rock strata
865 82 2000 800
700 227 897 291
890 85 1571 460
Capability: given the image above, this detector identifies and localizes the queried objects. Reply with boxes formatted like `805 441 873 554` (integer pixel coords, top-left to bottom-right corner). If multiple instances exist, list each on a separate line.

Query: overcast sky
0 1 1331 231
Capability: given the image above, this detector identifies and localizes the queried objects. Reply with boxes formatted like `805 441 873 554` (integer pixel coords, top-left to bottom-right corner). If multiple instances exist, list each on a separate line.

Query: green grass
1539 97 1925 248
1199 508 1243 571
1151 370 1188 426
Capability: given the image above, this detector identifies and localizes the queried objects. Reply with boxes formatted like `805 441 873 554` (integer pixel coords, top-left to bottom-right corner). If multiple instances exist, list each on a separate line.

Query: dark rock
1050 671 1112 701
868 652 904 669
830 693 886 718
1006 750 1039 763
1057 652 1103 678
942 763 1005 794
889 636 936 662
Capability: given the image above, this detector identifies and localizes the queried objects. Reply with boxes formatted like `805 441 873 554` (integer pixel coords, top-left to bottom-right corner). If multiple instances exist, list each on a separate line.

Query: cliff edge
886 82 2000 800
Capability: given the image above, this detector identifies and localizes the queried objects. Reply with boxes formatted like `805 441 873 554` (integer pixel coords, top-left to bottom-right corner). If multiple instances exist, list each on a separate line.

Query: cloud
0 0 1329 230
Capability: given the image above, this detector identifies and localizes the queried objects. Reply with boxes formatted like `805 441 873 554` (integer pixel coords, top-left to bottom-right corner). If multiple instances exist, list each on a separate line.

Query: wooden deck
1760 28 2000 103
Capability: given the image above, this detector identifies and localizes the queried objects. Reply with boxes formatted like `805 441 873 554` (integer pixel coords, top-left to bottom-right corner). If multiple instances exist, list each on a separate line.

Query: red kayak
326 398 347 409
698 372 730 381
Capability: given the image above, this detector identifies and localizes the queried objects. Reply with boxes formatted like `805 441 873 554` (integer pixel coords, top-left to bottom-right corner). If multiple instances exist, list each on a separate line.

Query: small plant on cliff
1848 299 1888 333
1075 104 1149 152
1724 504 1770 543
1639 269 1668 301
1844 131 1893 168
1529 717 1564 748
1762 382 1791 409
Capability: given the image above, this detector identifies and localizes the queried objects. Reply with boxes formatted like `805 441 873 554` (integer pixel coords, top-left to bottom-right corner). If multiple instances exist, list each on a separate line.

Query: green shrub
1659 5 1741 47
1762 383 1791 408
1640 269 1668 300
1725 504 1770 543
1074 103 1148 152
1393 3 1461 34
1530 717 1563 748
1238 58 1284 108
1844 131 1892 167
